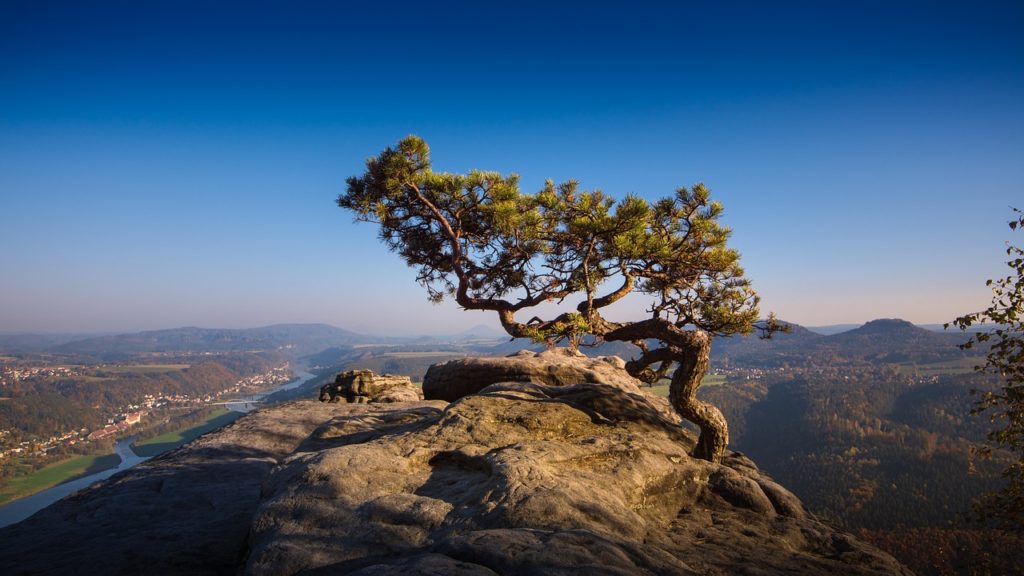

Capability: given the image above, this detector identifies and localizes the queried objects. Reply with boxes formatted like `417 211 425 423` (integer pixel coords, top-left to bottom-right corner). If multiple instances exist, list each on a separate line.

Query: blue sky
1 1 1021 335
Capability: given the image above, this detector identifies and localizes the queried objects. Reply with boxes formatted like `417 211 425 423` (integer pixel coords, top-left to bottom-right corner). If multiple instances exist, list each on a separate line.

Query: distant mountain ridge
473 318 973 367
0 333 105 353
711 318 977 367
807 321 988 335
48 323 368 359
0 318 982 366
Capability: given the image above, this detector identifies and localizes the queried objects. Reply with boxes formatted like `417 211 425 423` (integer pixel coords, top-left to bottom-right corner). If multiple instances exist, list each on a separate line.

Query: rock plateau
0 352 911 575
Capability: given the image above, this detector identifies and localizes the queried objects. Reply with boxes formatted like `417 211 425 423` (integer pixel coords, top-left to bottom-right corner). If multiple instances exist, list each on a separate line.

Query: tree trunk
603 318 728 463
667 330 728 462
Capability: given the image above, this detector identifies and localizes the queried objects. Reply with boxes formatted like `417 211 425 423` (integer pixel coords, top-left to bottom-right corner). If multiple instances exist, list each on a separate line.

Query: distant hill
711 319 979 367
811 322 990 335
50 324 369 360
819 318 970 364
710 321 824 367
448 324 508 340
0 333 111 353
805 324 862 335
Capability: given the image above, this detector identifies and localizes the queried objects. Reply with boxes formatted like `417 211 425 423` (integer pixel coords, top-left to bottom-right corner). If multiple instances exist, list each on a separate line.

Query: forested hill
48 324 368 359
710 318 978 367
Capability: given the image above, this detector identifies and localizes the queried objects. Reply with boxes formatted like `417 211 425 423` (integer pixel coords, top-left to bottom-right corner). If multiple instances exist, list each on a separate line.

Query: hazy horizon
2 1 1021 336
0 316 971 340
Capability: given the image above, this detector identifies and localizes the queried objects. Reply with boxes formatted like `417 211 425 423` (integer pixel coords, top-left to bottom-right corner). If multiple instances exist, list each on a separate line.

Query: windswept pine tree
339 136 781 462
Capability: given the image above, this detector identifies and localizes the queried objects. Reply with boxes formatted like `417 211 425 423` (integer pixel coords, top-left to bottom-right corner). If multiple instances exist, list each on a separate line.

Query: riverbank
0 409 247 528
0 407 243 506
0 451 120 506
0 436 147 528
132 407 243 457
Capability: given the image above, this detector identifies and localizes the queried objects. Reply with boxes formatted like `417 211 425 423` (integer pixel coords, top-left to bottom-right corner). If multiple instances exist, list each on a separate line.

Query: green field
0 452 120 505
377 351 467 358
64 364 192 383
896 357 981 376
132 408 242 457
648 374 726 398
97 364 191 373
0 407 244 505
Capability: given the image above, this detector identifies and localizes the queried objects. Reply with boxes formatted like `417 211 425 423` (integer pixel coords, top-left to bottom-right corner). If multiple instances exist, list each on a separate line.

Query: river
0 436 147 529
0 370 318 529
225 370 316 413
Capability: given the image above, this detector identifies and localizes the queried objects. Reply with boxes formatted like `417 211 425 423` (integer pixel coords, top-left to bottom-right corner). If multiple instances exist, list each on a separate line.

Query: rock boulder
423 348 643 401
320 369 423 403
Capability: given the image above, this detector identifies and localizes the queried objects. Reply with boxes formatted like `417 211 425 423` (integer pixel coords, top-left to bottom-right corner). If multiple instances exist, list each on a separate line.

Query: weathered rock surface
423 348 644 401
423 348 681 425
0 359 912 576
0 400 438 575
321 369 423 403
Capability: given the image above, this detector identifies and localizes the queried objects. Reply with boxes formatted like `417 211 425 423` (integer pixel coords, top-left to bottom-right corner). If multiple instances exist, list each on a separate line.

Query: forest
701 365 1023 575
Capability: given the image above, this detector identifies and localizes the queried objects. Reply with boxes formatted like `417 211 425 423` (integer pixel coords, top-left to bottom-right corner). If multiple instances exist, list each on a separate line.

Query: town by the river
0 370 317 528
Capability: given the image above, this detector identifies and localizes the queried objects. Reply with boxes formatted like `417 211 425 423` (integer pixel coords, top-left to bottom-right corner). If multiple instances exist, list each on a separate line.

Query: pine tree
339 136 781 462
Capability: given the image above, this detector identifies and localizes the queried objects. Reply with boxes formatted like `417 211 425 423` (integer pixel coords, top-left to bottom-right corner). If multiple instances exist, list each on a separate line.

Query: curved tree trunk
603 318 728 463
666 331 728 462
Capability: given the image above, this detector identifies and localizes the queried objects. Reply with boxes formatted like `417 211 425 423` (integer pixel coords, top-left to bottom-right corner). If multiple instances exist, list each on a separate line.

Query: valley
0 320 1018 575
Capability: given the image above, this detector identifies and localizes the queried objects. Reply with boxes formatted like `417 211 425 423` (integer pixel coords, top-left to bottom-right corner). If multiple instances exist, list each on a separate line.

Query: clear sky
1 0 1021 335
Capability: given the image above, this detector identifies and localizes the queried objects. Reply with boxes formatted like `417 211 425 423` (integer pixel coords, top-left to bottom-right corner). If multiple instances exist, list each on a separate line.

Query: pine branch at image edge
948 207 1024 530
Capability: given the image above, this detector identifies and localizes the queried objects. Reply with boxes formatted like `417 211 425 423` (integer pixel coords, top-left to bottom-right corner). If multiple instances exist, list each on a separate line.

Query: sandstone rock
0 361 910 576
321 369 423 403
707 467 776 515
423 349 680 425
242 380 910 576
373 383 425 403
0 400 435 575
424 349 646 400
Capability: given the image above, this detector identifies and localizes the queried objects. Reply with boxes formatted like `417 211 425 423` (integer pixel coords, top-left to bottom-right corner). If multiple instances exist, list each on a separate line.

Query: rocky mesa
0 350 911 575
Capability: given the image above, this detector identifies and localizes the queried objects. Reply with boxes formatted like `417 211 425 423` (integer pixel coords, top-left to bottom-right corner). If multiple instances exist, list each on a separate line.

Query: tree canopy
339 136 778 462
949 208 1024 530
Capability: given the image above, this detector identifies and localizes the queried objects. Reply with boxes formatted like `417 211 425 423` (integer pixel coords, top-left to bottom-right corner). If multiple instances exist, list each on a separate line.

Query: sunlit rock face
0 357 911 576
249 377 908 575
320 369 424 404
423 348 643 401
